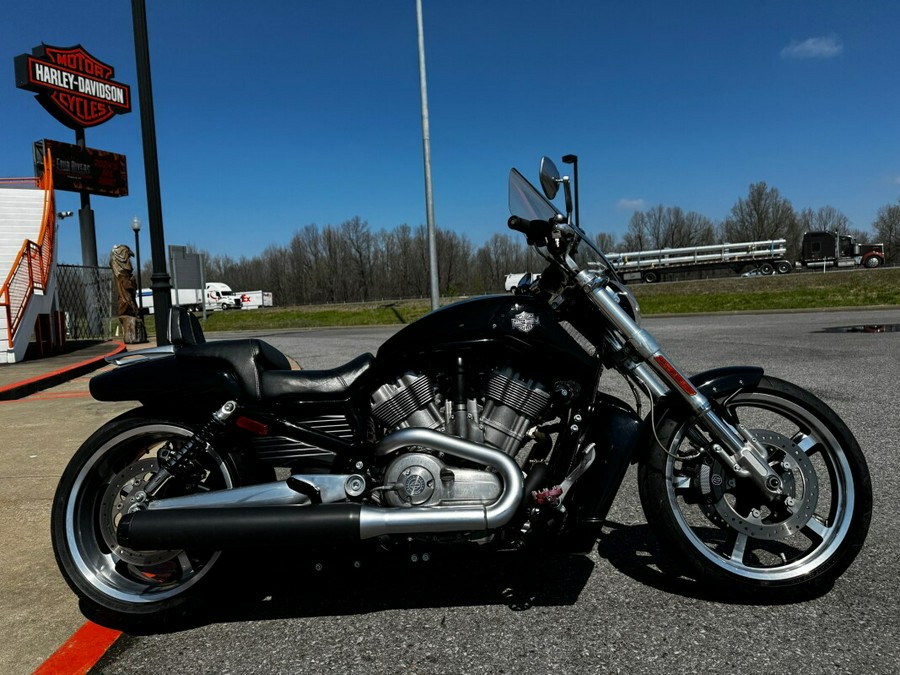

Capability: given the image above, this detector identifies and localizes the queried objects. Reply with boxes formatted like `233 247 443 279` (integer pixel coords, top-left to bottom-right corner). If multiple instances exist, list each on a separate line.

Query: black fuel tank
377 295 596 376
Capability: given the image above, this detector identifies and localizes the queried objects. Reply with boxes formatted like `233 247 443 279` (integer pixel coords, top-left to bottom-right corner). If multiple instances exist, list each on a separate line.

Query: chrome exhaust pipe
361 427 524 537
117 428 524 550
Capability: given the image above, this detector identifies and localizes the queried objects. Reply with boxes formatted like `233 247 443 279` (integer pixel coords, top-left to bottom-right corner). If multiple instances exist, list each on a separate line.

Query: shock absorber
158 400 238 479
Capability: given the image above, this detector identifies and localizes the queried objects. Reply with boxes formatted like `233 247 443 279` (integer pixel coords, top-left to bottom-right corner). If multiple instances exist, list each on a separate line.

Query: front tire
51 411 239 619
638 376 871 599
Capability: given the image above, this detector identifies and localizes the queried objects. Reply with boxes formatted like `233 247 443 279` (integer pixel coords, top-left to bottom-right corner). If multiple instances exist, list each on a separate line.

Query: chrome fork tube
577 271 783 496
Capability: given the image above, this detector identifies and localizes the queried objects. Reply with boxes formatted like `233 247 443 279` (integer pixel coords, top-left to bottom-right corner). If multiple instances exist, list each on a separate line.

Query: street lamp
131 216 143 312
562 154 579 230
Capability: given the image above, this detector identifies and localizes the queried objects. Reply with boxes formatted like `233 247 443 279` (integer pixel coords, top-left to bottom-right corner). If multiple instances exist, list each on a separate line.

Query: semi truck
605 239 791 283
205 282 243 311
139 282 242 314
799 231 885 269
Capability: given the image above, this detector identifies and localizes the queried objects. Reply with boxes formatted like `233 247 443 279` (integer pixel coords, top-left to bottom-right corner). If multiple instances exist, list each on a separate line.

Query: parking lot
4 308 898 674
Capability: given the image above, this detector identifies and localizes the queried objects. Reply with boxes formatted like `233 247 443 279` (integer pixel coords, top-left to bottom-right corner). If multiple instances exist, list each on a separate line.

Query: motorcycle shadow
92 546 598 635
85 521 819 634
596 520 830 605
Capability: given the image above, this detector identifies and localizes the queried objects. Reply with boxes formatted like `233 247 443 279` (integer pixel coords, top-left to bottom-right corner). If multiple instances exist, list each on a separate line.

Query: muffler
116 428 524 550
117 504 361 549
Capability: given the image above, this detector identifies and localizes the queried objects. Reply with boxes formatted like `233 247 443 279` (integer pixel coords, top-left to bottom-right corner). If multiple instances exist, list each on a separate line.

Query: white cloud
780 34 843 59
616 198 645 211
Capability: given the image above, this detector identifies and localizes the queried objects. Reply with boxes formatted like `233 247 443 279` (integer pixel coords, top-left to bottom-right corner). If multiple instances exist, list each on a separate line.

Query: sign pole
74 127 98 268
131 0 172 344
73 127 104 337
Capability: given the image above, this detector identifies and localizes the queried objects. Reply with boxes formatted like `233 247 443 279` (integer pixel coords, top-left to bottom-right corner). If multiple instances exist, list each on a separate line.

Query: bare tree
342 217 374 301
873 202 900 265
798 206 851 234
594 232 618 252
622 206 715 251
721 182 795 240
721 182 799 259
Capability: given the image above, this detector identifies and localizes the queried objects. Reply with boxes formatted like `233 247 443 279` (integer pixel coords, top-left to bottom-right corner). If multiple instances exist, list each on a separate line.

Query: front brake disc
696 430 819 540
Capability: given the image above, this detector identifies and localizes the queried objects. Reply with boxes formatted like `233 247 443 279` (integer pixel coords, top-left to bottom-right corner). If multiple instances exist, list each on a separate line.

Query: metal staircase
0 163 61 363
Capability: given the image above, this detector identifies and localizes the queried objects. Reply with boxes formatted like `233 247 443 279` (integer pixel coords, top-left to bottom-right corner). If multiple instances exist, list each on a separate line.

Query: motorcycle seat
260 353 375 401
177 339 292 401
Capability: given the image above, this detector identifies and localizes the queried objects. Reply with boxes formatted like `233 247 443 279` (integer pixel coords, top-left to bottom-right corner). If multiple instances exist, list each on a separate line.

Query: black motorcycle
52 157 872 619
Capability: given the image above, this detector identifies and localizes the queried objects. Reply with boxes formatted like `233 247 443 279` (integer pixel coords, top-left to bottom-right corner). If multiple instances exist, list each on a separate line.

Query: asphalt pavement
2 309 899 674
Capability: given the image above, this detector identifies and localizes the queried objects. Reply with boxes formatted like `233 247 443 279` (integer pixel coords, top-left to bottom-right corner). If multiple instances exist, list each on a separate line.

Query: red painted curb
33 622 122 675
0 341 125 400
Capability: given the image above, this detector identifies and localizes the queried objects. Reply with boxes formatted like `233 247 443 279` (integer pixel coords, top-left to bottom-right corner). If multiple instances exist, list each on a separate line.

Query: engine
370 365 551 457
370 365 551 508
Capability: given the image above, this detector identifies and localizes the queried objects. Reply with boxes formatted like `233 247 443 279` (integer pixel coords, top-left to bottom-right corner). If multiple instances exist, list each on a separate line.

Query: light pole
562 154 579 230
416 0 440 311
131 216 143 312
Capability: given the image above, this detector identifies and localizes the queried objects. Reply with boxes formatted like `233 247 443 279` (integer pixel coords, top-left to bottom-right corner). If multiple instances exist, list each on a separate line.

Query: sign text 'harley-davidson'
14 44 131 129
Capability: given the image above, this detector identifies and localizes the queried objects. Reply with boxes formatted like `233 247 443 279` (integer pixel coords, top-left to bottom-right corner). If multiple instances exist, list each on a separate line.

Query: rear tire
759 262 775 275
638 376 871 599
51 411 240 619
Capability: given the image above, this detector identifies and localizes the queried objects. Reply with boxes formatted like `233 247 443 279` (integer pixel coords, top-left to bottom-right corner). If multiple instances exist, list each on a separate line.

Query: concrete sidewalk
0 338 152 673
0 339 129 400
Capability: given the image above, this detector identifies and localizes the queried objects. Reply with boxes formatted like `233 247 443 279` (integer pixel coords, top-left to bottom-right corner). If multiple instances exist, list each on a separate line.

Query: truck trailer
139 282 242 314
605 239 791 283
237 290 273 310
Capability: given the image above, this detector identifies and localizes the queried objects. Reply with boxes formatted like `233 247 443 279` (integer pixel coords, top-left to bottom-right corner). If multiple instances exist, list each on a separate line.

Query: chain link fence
55 264 116 340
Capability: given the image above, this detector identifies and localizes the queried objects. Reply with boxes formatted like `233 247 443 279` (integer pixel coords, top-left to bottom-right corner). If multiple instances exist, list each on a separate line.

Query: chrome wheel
53 416 236 615
639 376 871 594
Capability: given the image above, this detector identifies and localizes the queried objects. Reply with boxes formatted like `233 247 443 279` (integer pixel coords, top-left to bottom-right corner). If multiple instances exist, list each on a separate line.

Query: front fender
688 365 764 400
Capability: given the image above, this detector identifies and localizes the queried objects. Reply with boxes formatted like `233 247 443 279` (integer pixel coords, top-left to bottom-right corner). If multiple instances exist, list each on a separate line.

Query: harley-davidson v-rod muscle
52 157 871 619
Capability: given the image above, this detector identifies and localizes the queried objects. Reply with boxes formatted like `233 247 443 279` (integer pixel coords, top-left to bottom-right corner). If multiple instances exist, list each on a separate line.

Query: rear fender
89 354 240 404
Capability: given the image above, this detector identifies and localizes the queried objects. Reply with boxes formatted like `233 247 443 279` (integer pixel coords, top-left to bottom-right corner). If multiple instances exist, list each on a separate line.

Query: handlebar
507 216 552 246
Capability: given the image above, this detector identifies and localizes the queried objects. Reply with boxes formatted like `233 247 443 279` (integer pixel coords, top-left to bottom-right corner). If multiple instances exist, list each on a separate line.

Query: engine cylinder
371 372 443 431
481 367 550 455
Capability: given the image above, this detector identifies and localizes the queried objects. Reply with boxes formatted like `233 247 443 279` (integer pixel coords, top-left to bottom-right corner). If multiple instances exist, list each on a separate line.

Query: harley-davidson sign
14 44 131 129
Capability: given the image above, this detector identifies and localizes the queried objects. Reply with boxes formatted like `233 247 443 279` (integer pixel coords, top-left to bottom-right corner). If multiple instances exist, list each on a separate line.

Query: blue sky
2 1 899 265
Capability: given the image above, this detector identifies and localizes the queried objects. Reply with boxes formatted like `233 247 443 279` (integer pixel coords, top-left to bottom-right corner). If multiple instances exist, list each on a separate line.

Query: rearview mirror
539 156 560 200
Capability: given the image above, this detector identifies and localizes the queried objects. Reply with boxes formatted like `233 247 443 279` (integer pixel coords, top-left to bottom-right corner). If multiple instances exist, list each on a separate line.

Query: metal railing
0 159 56 348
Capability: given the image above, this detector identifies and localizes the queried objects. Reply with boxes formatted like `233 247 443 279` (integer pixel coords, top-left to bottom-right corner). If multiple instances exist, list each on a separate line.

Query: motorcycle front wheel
51 411 239 620
638 375 872 599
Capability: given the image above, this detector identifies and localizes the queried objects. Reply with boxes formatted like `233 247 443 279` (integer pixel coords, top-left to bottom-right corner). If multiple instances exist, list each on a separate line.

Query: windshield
508 166 619 276
508 168 561 222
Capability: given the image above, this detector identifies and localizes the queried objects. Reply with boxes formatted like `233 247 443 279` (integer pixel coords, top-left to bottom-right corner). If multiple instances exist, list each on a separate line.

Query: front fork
576 270 784 499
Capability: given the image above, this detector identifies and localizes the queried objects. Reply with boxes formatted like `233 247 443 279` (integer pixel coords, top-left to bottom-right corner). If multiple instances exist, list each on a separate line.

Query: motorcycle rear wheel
51 411 239 620
638 376 872 599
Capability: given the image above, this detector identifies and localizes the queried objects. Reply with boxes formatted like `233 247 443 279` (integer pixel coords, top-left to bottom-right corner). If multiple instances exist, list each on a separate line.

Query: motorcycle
52 157 872 619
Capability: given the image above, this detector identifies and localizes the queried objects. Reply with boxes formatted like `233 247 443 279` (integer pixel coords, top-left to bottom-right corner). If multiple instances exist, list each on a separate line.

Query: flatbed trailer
605 239 791 283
